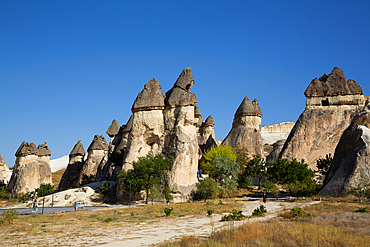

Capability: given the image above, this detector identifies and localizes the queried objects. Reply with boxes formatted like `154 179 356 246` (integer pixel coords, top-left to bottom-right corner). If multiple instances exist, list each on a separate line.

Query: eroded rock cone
131 78 165 112
320 101 370 196
222 96 264 157
0 155 12 183
106 119 120 138
279 67 367 169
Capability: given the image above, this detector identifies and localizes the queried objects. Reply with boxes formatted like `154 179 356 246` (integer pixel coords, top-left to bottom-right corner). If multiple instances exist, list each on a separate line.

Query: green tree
162 186 174 204
201 145 237 174
316 154 333 181
194 177 219 202
268 158 314 185
117 152 173 204
241 155 269 188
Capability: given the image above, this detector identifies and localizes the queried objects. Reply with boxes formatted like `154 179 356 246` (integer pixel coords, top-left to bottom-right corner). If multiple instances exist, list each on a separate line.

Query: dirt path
84 200 320 246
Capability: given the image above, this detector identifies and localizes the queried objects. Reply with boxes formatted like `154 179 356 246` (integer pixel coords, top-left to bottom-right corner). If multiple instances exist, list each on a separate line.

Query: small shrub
194 178 219 202
354 207 369 213
130 212 134 216
221 209 246 221
164 207 174 216
100 181 109 195
2 209 18 224
207 209 213 217
18 192 32 203
103 217 113 223
251 205 268 217
218 200 223 205
291 207 310 217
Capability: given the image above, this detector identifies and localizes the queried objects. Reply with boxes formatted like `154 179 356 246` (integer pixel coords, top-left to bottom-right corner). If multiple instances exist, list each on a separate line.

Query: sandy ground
2 199 320 246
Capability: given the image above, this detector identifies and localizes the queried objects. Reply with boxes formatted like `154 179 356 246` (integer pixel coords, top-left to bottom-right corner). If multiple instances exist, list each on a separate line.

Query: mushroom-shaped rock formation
82 135 108 178
319 100 370 196
87 135 108 152
222 97 264 157
203 115 215 127
8 141 52 195
194 105 205 127
279 67 368 169
198 115 218 153
106 119 120 138
59 140 86 191
131 78 165 112
164 68 197 108
0 155 12 183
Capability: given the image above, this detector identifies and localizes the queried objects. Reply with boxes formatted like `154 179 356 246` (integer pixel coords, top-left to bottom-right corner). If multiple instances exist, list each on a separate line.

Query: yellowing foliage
201 145 237 174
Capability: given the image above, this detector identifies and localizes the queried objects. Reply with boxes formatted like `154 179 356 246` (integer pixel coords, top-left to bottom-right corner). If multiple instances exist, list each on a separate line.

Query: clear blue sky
1 1 370 167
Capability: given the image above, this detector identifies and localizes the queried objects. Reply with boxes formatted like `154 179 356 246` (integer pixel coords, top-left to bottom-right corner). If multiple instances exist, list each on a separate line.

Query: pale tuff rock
81 135 108 177
320 101 370 196
279 67 368 170
266 139 285 163
8 141 52 195
194 105 204 127
0 155 12 183
198 115 218 153
222 96 264 157
260 122 295 145
59 141 85 191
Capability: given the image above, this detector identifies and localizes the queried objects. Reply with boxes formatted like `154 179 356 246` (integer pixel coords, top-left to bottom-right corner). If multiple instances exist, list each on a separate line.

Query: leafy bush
162 186 174 204
103 217 113 223
354 207 369 213
291 207 310 217
221 209 246 221
237 175 253 188
18 191 32 203
164 207 174 216
251 205 268 217
34 183 55 197
218 199 223 205
207 209 213 216
1 209 18 225
80 174 95 186
193 178 219 201
316 154 332 181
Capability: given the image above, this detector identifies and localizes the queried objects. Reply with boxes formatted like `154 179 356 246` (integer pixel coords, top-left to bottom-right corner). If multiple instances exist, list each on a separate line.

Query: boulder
320 101 370 196
279 67 367 169
222 96 264 157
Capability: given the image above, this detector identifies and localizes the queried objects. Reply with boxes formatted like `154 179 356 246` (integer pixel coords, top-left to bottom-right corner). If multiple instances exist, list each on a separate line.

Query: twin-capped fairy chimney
15 141 38 157
37 142 51 156
69 140 85 157
304 67 363 97
87 135 108 151
203 115 215 127
131 78 165 113
122 115 133 133
106 119 120 137
234 96 263 118
164 68 198 107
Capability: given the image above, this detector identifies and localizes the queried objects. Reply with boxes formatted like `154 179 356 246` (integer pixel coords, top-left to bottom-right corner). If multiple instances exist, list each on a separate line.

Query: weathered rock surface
320 101 370 196
198 115 218 153
106 119 120 138
260 122 295 145
0 155 12 183
222 96 264 157
266 139 285 163
279 67 367 169
131 78 165 112
8 142 52 195
80 135 108 177
59 140 85 191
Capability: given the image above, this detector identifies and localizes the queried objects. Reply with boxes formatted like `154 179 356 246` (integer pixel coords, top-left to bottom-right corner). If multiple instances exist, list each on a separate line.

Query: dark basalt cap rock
70 140 85 157
106 119 120 137
132 78 165 113
37 142 51 156
87 135 108 151
235 97 263 117
15 141 39 157
203 115 215 127
164 68 198 108
304 67 363 97
122 115 133 133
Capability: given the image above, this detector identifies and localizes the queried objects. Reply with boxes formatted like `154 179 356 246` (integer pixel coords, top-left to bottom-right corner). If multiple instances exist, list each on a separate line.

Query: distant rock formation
260 122 295 145
8 142 52 194
266 140 285 163
198 115 218 153
0 155 12 183
279 67 368 169
58 140 85 190
222 96 264 157
319 100 370 196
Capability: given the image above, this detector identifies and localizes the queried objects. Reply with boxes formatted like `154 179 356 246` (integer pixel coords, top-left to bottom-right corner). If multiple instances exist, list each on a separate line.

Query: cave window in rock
322 99 329 106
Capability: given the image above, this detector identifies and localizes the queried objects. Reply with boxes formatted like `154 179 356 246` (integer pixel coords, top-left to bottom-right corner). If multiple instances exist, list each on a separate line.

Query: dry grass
52 169 66 187
159 199 370 247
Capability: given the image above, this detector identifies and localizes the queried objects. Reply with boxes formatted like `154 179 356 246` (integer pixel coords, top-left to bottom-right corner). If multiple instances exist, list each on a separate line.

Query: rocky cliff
279 67 367 169
222 96 264 157
319 100 370 196
260 122 295 145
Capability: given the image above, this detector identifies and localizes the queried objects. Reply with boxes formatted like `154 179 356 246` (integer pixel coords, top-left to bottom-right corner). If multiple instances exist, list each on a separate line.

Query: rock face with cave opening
279 67 369 169
319 100 370 196
222 96 264 157
8 142 52 194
